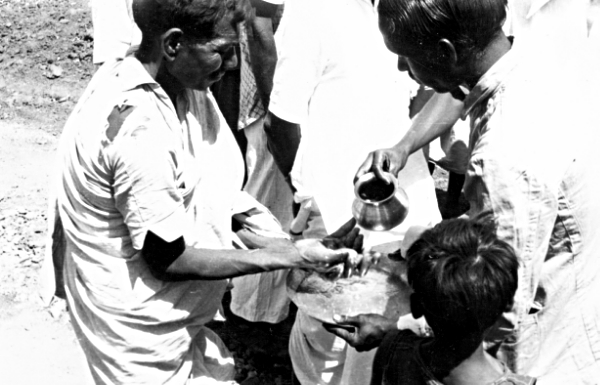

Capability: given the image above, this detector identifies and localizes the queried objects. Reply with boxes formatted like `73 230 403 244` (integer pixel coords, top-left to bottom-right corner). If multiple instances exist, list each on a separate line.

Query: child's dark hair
406 218 518 340
378 0 508 60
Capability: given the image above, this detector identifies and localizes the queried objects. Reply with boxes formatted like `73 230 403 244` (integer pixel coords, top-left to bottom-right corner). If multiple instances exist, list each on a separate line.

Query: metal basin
287 252 410 324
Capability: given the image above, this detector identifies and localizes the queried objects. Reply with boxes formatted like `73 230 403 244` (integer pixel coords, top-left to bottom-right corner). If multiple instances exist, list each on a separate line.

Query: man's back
463 46 600 383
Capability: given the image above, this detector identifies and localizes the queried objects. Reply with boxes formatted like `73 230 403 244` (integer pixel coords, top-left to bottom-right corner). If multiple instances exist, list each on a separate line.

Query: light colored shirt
270 1 441 385
53 56 244 384
270 0 440 245
462 47 600 384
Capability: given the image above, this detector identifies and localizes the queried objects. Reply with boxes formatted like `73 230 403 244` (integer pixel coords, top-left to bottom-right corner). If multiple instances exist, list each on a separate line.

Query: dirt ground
0 1 95 383
0 1 467 384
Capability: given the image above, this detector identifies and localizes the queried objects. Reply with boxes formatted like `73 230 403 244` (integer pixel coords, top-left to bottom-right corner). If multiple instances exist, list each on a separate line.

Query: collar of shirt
460 47 518 120
117 56 160 93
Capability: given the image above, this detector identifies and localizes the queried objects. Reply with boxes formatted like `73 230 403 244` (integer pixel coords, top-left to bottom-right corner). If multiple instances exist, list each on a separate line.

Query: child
370 218 536 385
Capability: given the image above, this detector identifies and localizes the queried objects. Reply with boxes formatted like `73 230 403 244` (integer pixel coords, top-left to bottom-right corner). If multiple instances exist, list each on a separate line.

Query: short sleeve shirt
54 57 244 383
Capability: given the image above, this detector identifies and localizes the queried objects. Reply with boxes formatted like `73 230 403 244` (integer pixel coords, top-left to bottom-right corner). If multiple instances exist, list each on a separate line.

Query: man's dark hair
406 218 518 340
133 0 245 44
378 0 508 59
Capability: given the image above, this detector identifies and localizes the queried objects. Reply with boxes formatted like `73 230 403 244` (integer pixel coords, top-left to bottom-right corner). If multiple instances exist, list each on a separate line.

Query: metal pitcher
352 172 409 231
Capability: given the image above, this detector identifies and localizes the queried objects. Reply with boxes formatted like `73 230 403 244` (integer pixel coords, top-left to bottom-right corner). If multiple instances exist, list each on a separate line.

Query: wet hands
293 218 379 278
322 314 397 352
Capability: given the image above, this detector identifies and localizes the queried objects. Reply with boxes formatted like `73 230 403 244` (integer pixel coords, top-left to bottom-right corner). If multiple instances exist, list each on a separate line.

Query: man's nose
397 56 409 72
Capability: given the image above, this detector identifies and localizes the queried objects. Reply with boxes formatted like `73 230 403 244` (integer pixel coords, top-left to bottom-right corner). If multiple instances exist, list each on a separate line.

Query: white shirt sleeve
269 0 326 125
110 109 189 250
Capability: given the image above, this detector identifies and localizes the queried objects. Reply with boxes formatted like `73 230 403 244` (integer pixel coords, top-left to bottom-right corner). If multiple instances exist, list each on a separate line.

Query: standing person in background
90 0 141 66
229 0 296 326
265 0 442 383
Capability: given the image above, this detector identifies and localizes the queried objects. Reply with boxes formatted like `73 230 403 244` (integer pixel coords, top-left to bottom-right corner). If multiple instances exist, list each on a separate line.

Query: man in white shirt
265 0 441 383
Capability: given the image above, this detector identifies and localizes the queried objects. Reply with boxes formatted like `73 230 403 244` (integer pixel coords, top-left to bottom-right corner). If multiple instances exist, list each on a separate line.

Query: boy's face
381 28 467 100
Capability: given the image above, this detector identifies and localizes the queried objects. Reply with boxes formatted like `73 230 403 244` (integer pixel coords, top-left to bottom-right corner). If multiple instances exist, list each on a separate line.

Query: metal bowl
352 172 409 231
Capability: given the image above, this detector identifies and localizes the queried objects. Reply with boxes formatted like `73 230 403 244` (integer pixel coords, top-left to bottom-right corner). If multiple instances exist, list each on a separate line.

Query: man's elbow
141 232 186 281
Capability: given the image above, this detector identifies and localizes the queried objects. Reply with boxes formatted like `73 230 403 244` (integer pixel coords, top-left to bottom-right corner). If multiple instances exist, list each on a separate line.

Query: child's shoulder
372 329 440 385
379 329 427 355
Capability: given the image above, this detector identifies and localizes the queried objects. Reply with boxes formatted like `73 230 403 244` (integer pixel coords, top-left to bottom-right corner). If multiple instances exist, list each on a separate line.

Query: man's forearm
142 230 300 281
167 241 299 280
264 112 301 179
247 16 277 108
395 92 464 155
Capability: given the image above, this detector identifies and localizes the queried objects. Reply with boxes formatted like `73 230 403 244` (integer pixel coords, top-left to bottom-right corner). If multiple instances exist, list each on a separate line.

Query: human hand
354 147 410 184
324 218 381 278
322 314 397 352
293 218 369 278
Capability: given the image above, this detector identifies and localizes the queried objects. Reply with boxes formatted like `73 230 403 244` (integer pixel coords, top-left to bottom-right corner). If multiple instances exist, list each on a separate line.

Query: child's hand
322 314 397 352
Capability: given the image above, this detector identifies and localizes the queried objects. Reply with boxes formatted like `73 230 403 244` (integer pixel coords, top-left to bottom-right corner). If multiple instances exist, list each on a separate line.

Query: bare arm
246 0 281 107
142 218 361 281
355 92 464 183
264 112 301 182
142 230 301 281
400 92 464 155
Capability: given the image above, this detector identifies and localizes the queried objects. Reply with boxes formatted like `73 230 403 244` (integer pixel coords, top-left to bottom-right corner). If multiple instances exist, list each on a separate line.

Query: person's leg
189 327 237 384
288 205 347 385
230 119 293 323
340 345 378 385
289 310 347 385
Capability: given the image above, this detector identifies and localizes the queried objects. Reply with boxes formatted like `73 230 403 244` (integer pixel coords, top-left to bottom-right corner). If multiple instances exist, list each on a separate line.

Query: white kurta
271 0 441 246
269 0 442 384
50 57 244 384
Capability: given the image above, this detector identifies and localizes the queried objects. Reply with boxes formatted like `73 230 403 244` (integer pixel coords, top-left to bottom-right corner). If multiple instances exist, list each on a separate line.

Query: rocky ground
0 1 467 384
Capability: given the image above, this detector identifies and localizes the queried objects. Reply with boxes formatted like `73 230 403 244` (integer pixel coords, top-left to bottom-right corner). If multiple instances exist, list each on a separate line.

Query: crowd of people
41 0 600 384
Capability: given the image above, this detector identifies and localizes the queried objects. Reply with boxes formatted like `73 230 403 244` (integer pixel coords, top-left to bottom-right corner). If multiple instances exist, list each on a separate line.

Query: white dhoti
230 118 295 324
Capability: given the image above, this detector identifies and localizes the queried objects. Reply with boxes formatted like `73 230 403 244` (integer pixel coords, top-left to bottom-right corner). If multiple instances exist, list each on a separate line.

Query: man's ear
410 293 424 319
437 38 458 66
161 28 184 61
